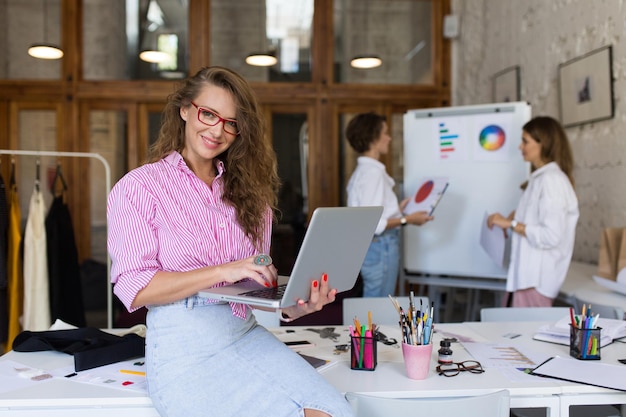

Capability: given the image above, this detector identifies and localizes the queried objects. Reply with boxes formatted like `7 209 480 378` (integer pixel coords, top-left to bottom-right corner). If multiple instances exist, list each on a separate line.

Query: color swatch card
404 177 449 216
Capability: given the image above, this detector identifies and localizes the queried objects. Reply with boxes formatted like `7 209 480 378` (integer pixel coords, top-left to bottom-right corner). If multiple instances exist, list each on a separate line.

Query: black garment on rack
0 174 8 343
45 195 86 327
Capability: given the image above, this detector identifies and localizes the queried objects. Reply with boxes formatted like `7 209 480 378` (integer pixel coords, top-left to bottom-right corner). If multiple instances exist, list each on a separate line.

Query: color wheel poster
470 112 514 162
404 176 449 215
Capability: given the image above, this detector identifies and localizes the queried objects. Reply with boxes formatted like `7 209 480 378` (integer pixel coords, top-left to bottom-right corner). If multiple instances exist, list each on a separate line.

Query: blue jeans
360 228 400 297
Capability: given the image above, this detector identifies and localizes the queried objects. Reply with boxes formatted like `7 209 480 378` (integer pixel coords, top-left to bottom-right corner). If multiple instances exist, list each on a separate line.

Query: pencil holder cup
350 335 377 371
401 342 433 380
569 324 601 360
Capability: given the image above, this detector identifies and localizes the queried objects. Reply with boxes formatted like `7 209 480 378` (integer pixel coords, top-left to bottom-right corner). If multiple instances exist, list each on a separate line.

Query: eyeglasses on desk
436 360 484 377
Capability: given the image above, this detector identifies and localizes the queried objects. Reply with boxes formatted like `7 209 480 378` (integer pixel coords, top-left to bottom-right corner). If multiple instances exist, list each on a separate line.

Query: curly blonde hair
147 66 280 249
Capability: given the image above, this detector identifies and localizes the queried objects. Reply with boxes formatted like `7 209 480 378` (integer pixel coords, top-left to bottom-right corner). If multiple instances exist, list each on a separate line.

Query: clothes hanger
35 158 40 193
51 162 68 197
10 156 16 187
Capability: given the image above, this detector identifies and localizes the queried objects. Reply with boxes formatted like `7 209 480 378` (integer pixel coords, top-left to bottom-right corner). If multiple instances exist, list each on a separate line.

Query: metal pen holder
350 335 377 371
569 324 601 360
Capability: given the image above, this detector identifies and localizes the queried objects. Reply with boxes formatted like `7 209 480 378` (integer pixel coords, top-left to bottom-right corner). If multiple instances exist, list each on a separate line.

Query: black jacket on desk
12 327 145 371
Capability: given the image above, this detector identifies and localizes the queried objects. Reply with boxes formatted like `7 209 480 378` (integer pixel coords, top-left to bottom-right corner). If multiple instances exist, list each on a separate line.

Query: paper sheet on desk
593 274 626 296
479 212 508 269
0 359 56 395
462 342 549 368
532 356 626 392
617 268 626 284
51 358 148 393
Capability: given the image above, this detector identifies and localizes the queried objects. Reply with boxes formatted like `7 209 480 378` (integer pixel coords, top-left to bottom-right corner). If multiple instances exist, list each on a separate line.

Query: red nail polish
264 282 270 287
322 273 328 282
273 281 278 288
313 281 318 288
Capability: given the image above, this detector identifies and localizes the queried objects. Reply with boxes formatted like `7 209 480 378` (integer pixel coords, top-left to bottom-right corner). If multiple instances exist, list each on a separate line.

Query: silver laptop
198 206 383 308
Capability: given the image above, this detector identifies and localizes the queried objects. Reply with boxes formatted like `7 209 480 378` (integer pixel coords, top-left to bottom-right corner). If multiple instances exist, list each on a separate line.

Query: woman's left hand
279 273 337 321
487 212 509 238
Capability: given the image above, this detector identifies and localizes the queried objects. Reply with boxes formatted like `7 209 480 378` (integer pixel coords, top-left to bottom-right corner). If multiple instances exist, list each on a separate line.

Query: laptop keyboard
241 284 287 300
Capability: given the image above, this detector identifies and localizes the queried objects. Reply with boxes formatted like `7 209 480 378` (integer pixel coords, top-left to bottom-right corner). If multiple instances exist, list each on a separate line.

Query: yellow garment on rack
3 181 22 351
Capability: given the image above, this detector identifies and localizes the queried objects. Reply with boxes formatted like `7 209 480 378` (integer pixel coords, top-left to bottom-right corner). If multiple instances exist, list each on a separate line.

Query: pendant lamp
139 49 170 64
349 3 381 69
28 0 63 60
350 55 382 69
245 2 277 67
138 0 169 64
245 52 277 67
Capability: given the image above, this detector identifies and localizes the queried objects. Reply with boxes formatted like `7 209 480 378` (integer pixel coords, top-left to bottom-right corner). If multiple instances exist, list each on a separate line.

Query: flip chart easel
400 102 531 318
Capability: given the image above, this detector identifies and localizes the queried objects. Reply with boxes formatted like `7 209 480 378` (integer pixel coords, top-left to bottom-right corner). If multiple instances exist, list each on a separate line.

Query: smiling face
179 83 238 176
519 130 544 168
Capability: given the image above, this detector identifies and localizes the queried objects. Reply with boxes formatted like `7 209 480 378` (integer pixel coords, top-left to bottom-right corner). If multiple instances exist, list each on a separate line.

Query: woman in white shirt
488 116 579 307
346 112 432 297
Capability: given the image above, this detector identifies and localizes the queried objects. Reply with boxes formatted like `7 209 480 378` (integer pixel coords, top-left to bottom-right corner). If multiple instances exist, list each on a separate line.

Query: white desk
465 321 626 417
0 348 157 416
295 323 563 416
1 322 625 416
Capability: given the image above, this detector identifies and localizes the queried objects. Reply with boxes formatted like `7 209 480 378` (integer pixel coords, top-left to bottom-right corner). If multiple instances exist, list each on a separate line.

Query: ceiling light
139 50 171 63
28 0 63 60
245 52 277 67
350 55 382 69
28 44 64 60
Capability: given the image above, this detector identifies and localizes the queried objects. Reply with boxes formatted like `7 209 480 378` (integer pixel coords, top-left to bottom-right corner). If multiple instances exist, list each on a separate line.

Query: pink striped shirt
107 151 272 319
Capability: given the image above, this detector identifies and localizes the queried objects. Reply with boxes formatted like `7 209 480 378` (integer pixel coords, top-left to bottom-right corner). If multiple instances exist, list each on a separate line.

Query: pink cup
401 342 433 380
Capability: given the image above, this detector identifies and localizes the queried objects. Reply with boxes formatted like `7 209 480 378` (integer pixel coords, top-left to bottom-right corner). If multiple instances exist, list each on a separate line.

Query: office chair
342 296 430 326
345 390 510 417
480 307 571 322
573 296 624 320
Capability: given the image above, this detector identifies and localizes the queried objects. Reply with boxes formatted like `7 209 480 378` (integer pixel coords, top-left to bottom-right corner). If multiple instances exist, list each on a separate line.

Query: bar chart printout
438 121 457 157
461 343 548 368
434 118 467 161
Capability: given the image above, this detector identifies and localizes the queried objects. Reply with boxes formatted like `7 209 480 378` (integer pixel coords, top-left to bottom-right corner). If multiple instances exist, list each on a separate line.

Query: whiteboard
403 102 531 279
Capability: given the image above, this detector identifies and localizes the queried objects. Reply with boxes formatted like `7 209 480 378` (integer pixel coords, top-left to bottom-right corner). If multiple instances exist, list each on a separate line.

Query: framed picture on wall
558 45 614 128
492 65 520 103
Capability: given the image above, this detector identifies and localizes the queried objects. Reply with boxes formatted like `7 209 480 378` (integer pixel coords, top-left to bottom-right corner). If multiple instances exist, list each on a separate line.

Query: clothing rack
0 149 114 328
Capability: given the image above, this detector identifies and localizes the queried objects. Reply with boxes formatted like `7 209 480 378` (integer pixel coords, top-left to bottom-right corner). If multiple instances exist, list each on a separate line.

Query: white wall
451 0 626 263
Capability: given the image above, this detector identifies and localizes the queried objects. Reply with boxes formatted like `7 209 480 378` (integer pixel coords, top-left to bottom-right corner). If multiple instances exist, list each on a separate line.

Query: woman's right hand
218 256 278 288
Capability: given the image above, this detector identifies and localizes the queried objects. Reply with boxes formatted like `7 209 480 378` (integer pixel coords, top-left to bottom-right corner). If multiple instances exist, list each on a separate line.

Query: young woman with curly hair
108 66 353 417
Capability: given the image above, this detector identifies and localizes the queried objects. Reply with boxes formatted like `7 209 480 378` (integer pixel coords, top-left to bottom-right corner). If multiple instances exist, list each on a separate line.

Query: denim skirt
145 296 354 417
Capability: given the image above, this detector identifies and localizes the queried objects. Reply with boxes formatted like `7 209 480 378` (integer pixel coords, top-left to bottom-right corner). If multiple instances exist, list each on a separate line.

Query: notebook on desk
198 206 383 308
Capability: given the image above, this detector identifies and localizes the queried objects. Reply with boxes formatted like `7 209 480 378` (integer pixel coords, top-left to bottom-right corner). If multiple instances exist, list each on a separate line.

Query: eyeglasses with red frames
190 101 239 135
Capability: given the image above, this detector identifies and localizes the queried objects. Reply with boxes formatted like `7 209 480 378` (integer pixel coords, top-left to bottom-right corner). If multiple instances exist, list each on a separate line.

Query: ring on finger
253 254 272 266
